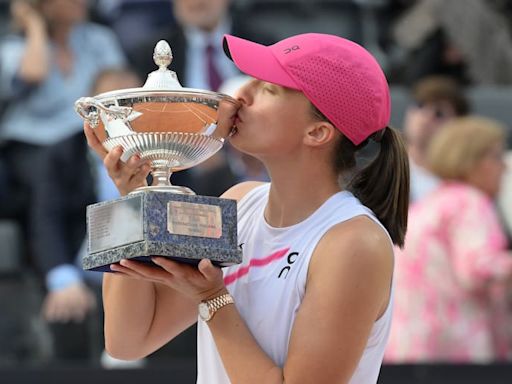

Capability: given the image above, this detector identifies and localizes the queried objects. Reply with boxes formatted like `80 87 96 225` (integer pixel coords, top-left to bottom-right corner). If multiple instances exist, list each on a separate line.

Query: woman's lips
229 115 241 137
229 119 237 137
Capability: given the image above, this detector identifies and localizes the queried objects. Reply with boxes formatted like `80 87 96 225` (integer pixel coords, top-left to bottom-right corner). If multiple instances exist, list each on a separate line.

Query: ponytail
311 103 410 246
334 126 410 247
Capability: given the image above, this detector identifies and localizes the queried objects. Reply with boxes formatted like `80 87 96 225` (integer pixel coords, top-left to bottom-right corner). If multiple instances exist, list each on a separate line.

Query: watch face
198 302 211 321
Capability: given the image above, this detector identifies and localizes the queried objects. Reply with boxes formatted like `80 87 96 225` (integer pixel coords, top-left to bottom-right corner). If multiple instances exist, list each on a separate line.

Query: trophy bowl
75 40 242 271
76 90 236 193
76 40 238 194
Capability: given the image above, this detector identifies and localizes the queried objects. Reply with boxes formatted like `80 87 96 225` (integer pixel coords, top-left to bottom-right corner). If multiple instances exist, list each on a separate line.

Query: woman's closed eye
262 83 277 94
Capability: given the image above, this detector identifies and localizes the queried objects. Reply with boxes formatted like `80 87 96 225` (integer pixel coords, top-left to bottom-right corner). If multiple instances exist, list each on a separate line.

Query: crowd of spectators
0 0 511 370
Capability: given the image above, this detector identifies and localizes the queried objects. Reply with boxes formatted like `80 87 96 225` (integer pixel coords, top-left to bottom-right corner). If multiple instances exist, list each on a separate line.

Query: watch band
201 293 234 322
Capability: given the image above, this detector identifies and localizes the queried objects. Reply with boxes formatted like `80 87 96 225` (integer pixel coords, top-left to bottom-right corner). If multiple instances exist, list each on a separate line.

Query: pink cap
223 33 391 145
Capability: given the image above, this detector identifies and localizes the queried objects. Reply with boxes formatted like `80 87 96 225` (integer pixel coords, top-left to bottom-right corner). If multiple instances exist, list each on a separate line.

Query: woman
385 116 512 363
403 75 469 203
0 0 125 273
85 33 409 383
0 0 125 188
0 0 125 363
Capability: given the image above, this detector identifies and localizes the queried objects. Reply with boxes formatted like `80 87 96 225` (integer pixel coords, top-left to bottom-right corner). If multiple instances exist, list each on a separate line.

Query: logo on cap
283 45 300 54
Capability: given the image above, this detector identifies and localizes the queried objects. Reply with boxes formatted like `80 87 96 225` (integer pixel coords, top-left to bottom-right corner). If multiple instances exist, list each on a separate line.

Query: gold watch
198 293 234 322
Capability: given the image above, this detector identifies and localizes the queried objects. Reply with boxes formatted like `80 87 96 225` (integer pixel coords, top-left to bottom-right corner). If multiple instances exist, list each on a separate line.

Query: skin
84 79 394 383
173 0 230 32
465 141 507 199
404 100 457 168
11 0 49 83
42 283 97 323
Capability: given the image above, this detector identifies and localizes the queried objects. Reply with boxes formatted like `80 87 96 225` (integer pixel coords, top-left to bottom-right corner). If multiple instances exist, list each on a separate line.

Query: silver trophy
75 40 242 271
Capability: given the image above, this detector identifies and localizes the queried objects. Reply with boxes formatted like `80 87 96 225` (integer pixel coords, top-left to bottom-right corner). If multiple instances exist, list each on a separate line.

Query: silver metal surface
88 196 144 254
74 39 238 191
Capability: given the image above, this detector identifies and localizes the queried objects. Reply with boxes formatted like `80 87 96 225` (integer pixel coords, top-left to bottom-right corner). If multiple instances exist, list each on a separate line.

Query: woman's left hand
110 258 227 303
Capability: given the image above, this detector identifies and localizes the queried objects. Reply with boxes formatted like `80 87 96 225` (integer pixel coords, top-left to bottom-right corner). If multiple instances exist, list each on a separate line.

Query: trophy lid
94 40 234 101
93 40 221 99
142 40 183 90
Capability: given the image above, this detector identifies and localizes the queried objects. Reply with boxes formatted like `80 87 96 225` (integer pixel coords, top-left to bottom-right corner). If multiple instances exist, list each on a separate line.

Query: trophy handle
75 97 134 128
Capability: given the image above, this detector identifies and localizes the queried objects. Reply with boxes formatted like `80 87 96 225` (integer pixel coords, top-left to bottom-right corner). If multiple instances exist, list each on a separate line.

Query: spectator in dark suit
130 0 272 196
131 0 268 89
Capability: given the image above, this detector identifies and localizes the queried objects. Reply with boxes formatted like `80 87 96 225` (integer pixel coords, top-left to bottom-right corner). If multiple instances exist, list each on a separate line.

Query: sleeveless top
197 184 394 384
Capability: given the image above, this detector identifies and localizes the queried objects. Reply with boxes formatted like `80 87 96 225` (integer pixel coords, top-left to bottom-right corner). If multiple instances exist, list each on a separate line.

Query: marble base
84 190 241 271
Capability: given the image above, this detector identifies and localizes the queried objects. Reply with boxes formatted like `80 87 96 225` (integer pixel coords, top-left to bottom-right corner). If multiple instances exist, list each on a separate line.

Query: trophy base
84 190 242 271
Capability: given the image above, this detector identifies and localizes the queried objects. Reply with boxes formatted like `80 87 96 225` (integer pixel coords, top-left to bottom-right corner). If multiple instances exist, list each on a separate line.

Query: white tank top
197 184 394 384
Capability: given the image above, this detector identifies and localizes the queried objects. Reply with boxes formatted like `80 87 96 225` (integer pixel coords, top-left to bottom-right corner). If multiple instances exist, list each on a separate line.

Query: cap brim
223 34 299 90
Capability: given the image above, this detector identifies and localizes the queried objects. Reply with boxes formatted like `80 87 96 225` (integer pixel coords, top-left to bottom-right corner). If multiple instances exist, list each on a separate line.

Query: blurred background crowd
0 0 511 379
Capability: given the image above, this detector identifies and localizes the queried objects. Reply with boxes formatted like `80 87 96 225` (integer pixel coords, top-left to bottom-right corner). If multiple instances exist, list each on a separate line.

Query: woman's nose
234 79 257 106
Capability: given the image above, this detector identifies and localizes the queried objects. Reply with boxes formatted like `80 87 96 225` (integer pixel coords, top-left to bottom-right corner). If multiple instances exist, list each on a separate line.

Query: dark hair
412 75 470 116
312 106 410 247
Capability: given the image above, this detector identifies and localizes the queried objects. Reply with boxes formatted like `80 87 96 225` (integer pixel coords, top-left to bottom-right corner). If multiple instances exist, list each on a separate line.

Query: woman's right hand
11 0 45 32
84 123 151 196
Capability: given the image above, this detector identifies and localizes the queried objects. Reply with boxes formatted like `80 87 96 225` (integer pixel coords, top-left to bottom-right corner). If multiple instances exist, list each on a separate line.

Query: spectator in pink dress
385 116 512 363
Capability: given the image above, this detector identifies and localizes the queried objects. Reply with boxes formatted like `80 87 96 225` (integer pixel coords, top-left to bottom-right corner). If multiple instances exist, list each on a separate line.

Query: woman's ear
304 121 337 148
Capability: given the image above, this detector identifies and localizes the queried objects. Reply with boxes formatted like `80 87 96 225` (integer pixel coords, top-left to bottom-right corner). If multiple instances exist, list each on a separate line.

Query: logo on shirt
278 251 300 279
224 247 290 286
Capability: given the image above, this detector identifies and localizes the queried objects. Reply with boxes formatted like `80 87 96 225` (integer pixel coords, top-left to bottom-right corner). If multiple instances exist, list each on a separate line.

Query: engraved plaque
88 197 144 253
167 201 222 238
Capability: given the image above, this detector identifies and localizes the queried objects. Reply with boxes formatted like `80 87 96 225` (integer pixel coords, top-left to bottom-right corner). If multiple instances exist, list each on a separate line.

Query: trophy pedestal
85 191 242 271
